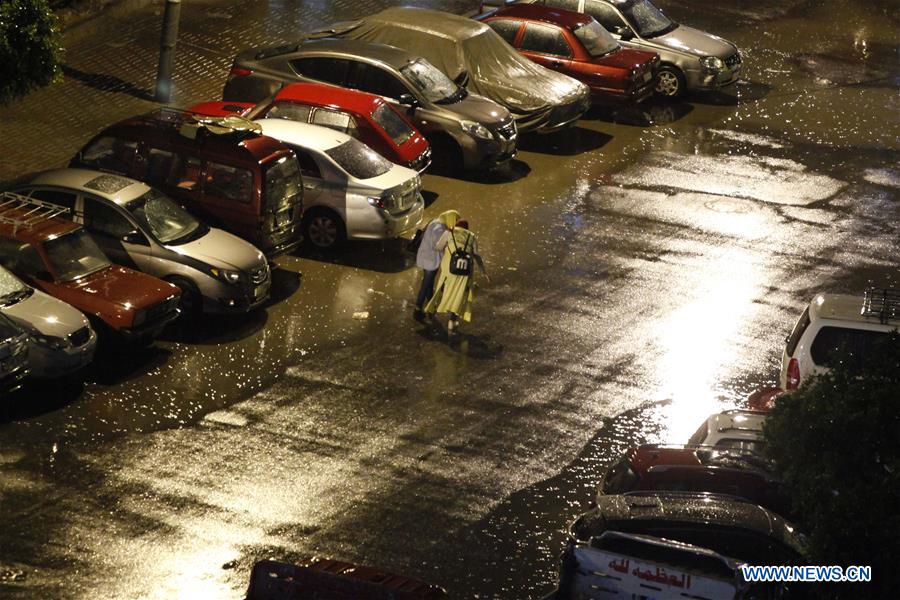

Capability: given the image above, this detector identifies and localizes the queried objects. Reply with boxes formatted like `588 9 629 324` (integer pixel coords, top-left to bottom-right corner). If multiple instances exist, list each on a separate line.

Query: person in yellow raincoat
424 219 488 334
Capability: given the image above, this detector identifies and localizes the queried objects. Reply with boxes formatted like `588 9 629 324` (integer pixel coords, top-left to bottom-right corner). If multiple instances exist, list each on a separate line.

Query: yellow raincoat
424 227 480 322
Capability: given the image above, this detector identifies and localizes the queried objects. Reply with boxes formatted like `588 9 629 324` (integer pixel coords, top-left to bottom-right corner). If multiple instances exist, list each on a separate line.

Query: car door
80 196 149 272
290 146 328 210
518 22 575 74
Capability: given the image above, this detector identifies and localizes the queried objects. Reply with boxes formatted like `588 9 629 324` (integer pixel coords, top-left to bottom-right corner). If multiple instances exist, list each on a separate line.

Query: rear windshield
810 326 890 368
688 421 709 446
785 307 810 356
716 439 764 454
574 20 619 57
44 230 111 282
371 104 414 146
264 156 303 210
602 456 639 494
325 139 392 180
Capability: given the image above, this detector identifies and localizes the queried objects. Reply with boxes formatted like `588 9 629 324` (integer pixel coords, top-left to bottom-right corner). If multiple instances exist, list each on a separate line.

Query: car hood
594 47 658 71
63 266 178 310
652 24 736 59
169 227 266 273
440 91 511 127
2 288 89 337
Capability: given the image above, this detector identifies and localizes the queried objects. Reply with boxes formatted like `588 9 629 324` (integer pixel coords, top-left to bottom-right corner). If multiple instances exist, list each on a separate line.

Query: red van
191 82 432 172
70 109 303 258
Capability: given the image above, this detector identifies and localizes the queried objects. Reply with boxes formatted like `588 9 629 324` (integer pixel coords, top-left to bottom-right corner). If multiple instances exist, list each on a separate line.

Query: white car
687 409 766 453
252 118 424 249
0 265 96 378
779 289 898 390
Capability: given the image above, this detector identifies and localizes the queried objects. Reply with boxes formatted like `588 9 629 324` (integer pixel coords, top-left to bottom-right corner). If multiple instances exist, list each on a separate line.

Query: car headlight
460 120 494 141
701 56 725 72
210 267 242 284
32 334 70 351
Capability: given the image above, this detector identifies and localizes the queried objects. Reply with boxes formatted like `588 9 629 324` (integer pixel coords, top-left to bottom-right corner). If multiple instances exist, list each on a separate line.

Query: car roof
630 444 771 476
493 3 593 29
809 292 900 327
292 38 422 70
255 118 352 153
365 7 492 42
27 169 150 206
275 82 383 115
707 410 766 435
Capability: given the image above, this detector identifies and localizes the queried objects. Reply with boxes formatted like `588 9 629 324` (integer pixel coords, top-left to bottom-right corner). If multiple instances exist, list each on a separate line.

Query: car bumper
1 361 29 393
27 335 97 378
590 79 656 106
348 195 425 240
119 309 180 342
460 135 517 170
534 91 592 134
687 64 742 91
205 280 271 314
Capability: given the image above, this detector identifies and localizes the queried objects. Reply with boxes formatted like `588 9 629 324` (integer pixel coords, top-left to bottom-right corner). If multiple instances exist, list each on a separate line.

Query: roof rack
862 288 900 324
0 192 69 234
145 108 262 140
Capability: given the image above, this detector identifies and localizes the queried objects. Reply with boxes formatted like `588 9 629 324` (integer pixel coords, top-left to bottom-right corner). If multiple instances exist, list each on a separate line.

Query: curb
60 0 162 45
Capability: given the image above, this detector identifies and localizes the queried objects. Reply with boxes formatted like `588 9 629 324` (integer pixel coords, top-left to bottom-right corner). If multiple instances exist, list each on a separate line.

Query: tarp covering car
308 7 590 133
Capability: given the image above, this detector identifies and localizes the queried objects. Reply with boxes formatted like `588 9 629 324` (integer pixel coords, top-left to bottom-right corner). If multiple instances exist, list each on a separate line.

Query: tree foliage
764 332 900 598
0 0 64 104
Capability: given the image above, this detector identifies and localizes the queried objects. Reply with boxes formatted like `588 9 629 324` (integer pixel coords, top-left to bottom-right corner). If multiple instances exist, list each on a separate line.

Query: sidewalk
0 0 475 183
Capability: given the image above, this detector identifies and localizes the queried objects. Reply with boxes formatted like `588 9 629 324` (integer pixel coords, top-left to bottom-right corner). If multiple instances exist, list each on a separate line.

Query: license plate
643 70 652 83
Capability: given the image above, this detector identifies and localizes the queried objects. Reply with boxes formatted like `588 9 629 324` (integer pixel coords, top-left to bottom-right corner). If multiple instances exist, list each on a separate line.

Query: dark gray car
223 39 517 171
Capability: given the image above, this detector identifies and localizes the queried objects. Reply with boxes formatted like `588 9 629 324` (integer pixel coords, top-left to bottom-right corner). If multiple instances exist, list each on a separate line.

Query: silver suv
16 170 272 316
223 39 517 171
497 0 741 97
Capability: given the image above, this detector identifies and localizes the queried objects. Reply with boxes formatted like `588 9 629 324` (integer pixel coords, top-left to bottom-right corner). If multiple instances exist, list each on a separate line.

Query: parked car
687 409 766 453
0 312 29 393
70 109 304 258
0 265 97 378
556 530 768 600
250 118 424 250
245 558 448 599
569 492 807 566
482 0 742 97
598 444 792 518
780 289 898 391
192 83 432 173
478 3 659 106
16 169 272 316
315 7 591 133
0 193 180 343
223 38 517 171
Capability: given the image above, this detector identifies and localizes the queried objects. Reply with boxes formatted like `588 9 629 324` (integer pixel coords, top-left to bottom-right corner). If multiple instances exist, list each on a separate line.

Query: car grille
409 147 431 172
250 264 269 285
68 327 91 347
144 297 179 324
725 52 741 68
496 120 516 140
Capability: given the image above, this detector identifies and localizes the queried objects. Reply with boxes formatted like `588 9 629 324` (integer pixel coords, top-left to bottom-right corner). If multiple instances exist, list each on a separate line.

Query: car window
716 439 764 453
543 0 582 11
172 156 203 191
520 23 572 57
27 189 77 215
602 455 639 494
263 156 303 211
83 199 135 239
371 104 414 146
350 62 409 100
290 57 350 86
79 136 139 174
584 0 628 31
266 102 313 123
43 229 111 282
688 420 709 446
785 307 811 357
487 19 523 45
145 147 180 187
324 139 392 180
574 20 620 56
9 244 47 279
311 108 357 136
291 148 322 179
204 162 253 203
810 326 890 368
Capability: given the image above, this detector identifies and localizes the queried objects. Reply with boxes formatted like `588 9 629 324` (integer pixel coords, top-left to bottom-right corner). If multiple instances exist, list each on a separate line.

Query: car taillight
229 67 253 77
786 358 801 390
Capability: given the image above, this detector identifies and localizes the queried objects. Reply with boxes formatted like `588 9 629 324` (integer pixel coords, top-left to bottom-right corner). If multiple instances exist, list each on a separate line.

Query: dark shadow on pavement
83 344 171 386
422 189 440 209
161 309 269 345
427 158 532 184
414 318 504 359
294 238 415 274
691 80 772 106
265 265 302 306
517 127 612 156
62 65 155 101
0 377 85 423
586 99 694 127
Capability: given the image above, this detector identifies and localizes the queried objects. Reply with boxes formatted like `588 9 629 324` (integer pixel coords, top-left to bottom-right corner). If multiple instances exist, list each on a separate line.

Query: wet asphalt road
1 0 899 598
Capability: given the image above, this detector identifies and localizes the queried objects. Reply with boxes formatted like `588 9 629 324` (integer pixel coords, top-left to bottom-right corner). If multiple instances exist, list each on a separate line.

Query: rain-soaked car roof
27 169 149 206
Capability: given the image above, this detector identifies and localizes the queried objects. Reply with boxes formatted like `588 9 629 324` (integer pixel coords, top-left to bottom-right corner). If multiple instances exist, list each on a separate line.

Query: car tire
428 135 463 175
304 209 346 250
167 276 202 319
656 65 686 98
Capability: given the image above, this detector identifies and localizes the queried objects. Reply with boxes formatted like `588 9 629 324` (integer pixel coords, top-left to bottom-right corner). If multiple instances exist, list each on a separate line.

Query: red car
190 83 431 172
479 4 659 106
598 444 793 518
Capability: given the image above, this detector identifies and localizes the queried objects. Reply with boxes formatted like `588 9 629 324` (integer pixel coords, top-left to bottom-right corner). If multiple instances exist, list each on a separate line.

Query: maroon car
598 444 793 518
480 3 659 106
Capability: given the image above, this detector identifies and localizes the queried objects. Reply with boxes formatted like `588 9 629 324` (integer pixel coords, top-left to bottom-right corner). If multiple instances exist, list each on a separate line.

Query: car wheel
656 65 685 98
304 210 345 250
167 276 202 319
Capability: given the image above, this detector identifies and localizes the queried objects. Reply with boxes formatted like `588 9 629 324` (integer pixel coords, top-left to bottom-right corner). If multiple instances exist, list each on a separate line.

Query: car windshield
44 230 111 282
264 155 303 210
574 20 620 57
399 59 463 104
371 104 414 146
621 0 676 38
126 189 206 245
325 139 393 180
0 267 33 307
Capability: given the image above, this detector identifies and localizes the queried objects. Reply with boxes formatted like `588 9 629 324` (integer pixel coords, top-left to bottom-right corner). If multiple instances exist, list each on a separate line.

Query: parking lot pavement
1 0 899 598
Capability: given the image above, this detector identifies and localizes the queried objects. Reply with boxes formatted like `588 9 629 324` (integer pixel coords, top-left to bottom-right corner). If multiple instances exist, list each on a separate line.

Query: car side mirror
398 93 419 108
122 230 148 246
614 26 634 40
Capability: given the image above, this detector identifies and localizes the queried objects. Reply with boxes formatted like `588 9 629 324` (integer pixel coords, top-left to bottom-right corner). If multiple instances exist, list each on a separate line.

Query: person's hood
1 288 89 338
653 24 737 59
437 210 460 228
169 227 267 273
